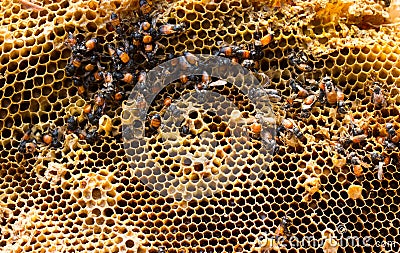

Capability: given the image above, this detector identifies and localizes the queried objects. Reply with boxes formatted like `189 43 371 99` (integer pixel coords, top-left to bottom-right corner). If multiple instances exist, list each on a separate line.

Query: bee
370 152 385 164
87 106 104 125
241 59 259 70
149 114 161 131
337 94 347 114
49 128 63 148
110 13 120 28
116 48 130 64
275 215 291 240
383 139 397 150
279 118 303 139
340 127 368 146
65 64 76 77
114 71 134 84
42 133 53 145
180 122 191 136
18 129 34 154
265 89 281 102
71 55 82 68
94 93 106 108
65 32 77 48
248 122 262 140
260 34 273 46
288 50 312 72
67 116 78 132
85 129 98 144
348 152 370 177
386 123 399 143
142 34 153 44
114 90 125 101
216 45 237 56
333 142 346 155
159 23 185 36
158 246 166 253
83 104 92 114
139 0 152 15
289 79 309 98
140 21 151 32
163 97 172 107
324 79 338 105
319 76 346 112
301 94 317 117
85 38 98 51
235 48 251 59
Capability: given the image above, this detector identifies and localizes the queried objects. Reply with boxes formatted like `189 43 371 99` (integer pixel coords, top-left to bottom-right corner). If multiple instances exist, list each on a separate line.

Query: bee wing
208 80 227 87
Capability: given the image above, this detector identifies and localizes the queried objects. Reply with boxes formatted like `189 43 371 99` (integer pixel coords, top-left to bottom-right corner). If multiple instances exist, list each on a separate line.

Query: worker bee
301 94 317 117
348 152 370 177
48 128 63 148
184 51 198 66
275 215 291 240
319 76 347 113
216 45 238 57
157 246 166 253
372 82 387 108
94 93 106 108
65 32 77 48
288 50 312 72
339 128 368 146
241 59 259 70
248 122 262 140
67 116 78 132
18 128 37 154
159 23 185 36
110 13 120 28
87 106 104 125
149 114 161 131
65 64 76 77
180 122 191 136
265 89 282 102
85 129 99 144
386 123 399 143
85 38 98 51
139 0 153 16
235 48 251 59
116 48 130 64
278 118 304 140
289 79 309 98
114 71 134 84
42 133 53 145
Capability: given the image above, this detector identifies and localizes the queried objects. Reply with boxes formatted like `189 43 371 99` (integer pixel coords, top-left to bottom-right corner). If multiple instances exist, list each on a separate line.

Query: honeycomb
0 0 400 253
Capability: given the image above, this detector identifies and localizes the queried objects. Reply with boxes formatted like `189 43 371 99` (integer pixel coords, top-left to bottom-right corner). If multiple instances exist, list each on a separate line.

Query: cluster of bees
14 0 398 190
16 0 398 185
16 0 187 154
